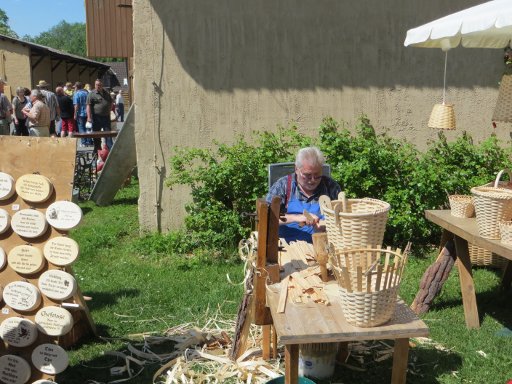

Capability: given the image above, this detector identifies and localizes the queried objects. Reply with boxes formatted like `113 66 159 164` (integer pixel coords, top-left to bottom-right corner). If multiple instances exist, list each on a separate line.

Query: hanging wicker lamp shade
428 103 456 129
492 73 512 123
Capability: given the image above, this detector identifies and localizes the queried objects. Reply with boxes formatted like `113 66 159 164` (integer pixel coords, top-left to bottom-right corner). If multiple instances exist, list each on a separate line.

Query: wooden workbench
425 210 512 329
266 241 429 384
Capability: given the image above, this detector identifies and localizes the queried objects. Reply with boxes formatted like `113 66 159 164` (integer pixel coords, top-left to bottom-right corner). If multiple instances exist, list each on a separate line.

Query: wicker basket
448 195 474 218
428 103 456 130
471 170 512 239
319 193 390 252
468 243 508 269
499 221 512 246
330 247 408 327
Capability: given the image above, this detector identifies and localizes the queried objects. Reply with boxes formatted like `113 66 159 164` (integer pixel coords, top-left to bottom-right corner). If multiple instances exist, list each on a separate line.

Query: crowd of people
0 78 125 148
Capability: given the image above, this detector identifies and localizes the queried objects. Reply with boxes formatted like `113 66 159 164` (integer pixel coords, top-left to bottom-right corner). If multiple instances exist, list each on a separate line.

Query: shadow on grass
111 195 139 206
85 289 141 312
318 341 462 384
80 206 94 215
426 279 512 328
59 343 162 384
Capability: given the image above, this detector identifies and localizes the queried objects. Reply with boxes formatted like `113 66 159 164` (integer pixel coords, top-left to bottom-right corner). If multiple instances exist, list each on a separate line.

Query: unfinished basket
468 243 508 269
319 193 390 252
471 170 512 239
330 246 408 327
448 195 474 218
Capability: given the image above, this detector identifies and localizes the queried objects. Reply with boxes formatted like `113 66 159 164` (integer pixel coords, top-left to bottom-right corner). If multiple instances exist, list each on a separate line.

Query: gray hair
30 89 43 100
16 86 25 94
295 147 325 168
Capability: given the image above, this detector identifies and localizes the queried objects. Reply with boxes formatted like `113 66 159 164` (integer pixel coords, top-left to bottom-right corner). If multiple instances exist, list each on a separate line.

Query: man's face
296 161 323 194
95 81 103 91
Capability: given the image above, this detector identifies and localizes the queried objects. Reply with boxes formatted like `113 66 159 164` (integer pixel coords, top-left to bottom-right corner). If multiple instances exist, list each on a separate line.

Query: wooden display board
0 136 96 383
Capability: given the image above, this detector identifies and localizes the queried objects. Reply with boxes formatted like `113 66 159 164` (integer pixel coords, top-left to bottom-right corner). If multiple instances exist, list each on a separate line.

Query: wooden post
454 235 480 329
312 232 329 282
254 199 272 325
267 196 280 263
502 260 512 290
262 325 271 360
391 338 410 384
285 344 299 384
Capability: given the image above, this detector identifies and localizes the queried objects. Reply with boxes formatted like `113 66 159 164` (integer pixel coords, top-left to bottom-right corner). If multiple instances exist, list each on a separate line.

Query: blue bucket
266 377 316 384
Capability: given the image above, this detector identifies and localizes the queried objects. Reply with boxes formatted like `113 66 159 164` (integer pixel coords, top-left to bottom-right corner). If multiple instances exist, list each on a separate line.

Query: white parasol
404 0 512 49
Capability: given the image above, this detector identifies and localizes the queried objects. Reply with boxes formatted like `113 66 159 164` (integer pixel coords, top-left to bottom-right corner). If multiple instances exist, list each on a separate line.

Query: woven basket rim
471 186 512 199
449 194 472 201
321 198 390 216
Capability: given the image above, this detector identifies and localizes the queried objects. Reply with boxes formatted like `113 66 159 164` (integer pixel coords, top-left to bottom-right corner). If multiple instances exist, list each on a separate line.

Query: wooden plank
254 199 272 325
266 196 280 263
262 325 271 360
391 338 410 384
312 232 329 282
425 210 512 261
0 136 95 382
454 235 480 329
90 106 136 206
285 344 299 384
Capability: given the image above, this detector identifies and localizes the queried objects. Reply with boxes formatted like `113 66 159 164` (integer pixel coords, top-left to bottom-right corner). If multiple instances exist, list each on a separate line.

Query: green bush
163 116 512 256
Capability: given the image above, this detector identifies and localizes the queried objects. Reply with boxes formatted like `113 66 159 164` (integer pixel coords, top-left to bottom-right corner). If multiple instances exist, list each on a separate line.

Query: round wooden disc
38 270 77 301
0 355 31 384
31 343 69 374
11 209 48 239
3 281 42 312
15 174 53 203
0 317 38 347
46 201 83 231
43 236 79 266
0 208 10 234
0 246 6 270
35 306 73 336
0 172 15 201
8 245 45 275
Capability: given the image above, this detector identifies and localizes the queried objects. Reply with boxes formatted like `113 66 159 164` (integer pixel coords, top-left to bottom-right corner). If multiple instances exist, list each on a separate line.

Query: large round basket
468 243 508 269
319 193 390 252
448 195 474 218
330 246 408 327
471 169 512 239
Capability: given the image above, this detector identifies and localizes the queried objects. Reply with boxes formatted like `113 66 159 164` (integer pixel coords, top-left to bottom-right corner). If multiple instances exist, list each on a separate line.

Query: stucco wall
133 0 509 232
0 40 31 95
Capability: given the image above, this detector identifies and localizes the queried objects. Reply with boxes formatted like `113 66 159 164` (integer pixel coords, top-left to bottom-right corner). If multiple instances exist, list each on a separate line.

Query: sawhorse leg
285 344 299 384
502 260 512 290
454 235 480 329
391 338 409 384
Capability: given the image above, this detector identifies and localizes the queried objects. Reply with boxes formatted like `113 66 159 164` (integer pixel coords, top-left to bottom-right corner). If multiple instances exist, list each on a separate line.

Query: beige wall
0 40 31 98
133 0 508 232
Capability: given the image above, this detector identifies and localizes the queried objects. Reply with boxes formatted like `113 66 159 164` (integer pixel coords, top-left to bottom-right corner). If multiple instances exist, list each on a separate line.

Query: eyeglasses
298 169 322 181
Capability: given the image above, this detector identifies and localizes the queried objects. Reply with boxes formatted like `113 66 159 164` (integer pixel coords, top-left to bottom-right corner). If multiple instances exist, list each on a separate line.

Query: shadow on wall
149 0 502 91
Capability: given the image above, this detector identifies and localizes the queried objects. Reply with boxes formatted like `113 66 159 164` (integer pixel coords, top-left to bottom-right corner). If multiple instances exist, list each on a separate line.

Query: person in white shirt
115 91 124 122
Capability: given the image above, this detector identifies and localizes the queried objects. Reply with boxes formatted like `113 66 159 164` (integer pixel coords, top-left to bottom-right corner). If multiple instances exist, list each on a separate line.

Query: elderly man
37 80 60 136
266 147 341 243
0 79 12 135
86 79 113 150
22 89 50 137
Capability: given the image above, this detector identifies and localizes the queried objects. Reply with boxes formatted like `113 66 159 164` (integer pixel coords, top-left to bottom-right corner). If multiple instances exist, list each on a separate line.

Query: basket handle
493 169 512 188
338 191 348 212
319 195 331 215
334 201 341 227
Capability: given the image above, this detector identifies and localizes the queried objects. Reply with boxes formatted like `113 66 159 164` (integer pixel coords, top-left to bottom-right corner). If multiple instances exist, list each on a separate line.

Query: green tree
0 8 18 38
25 21 86 57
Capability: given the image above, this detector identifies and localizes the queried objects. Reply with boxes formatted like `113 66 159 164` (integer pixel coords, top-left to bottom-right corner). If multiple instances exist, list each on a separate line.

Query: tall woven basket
468 243 508 269
471 169 512 239
319 193 390 251
330 246 409 327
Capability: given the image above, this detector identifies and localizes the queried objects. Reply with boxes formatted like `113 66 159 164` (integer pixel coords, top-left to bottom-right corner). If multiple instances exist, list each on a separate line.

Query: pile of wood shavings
151 319 283 384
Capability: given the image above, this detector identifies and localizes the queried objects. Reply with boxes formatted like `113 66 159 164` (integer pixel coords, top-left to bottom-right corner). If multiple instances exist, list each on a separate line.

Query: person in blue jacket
266 147 341 243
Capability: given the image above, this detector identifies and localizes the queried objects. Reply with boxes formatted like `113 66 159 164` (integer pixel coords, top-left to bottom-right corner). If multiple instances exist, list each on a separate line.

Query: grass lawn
59 180 512 383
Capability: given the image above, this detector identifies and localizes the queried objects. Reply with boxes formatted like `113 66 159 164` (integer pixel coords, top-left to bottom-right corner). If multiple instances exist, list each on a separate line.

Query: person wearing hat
22 89 50 137
37 80 60 136
86 79 113 150
0 79 12 135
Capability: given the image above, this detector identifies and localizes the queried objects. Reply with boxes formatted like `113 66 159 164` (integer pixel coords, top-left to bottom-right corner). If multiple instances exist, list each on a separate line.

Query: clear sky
2 0 86 38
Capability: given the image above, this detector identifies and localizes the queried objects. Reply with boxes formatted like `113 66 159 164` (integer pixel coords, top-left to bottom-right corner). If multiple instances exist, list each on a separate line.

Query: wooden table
73 131 118 139
425 210 512 329
266 241 429 384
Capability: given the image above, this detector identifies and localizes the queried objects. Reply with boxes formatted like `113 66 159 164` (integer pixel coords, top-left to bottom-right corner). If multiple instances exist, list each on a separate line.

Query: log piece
411 240 456 315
